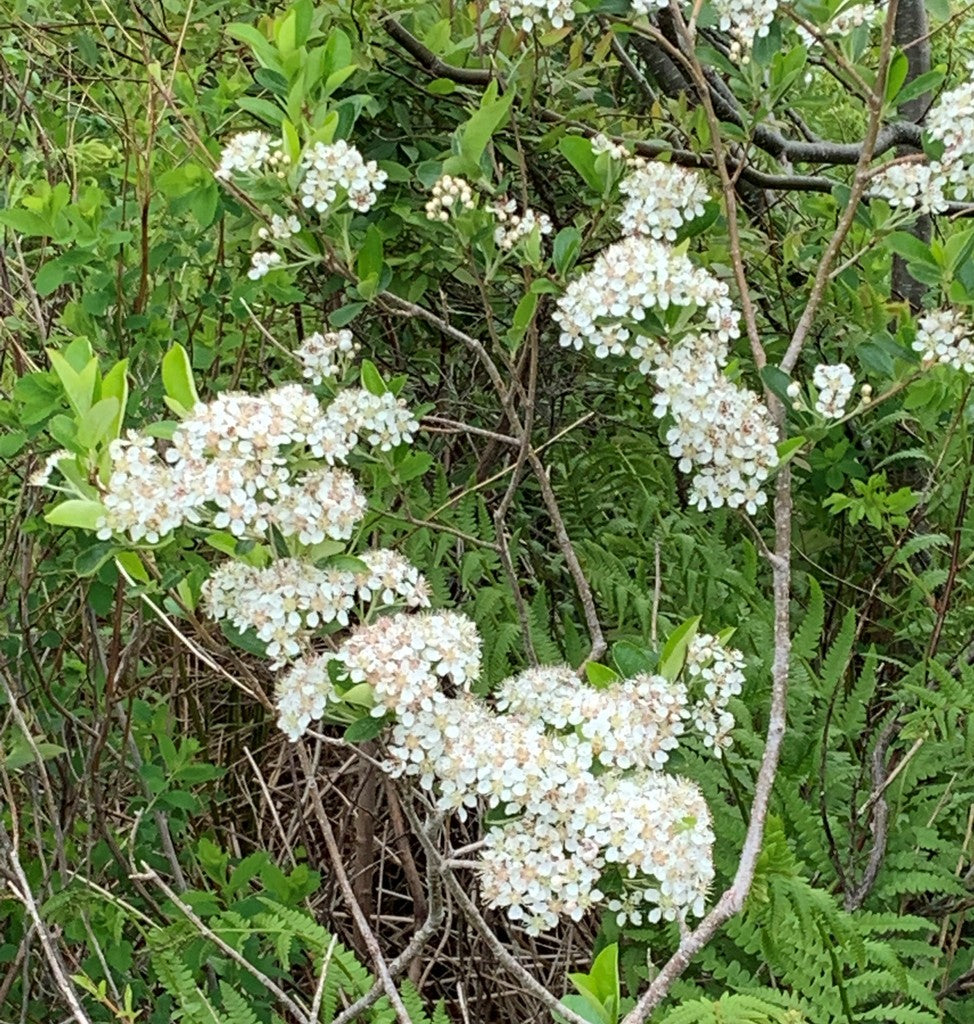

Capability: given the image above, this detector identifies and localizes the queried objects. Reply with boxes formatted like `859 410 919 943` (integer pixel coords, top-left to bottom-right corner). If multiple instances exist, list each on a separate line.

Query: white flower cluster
497 665 686 769
299 139 388 214
796 3 883 45
204 550 431 670
869 162 949 215
349 625 743 933
258 213 301 242
554 236 740 358
481 773 713 932
274 468 367 544
490 197 553 251
97 433 198 544
487 0 576 31
90 381 418 546
913 308 974 372
651 336 779 514
324 388 420 452
710 0 779 59
426 175 475 222
685 633 745 756
214 131 288 180
338 611 481 717
248 251 283 280
873 68 974 210
618 159 709 241
555 161 778 513
296 329 360 384
811 362 855 419
275 655 340 741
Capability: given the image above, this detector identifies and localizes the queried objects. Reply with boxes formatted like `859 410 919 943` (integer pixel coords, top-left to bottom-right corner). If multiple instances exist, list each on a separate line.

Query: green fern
658 992 799 1024
217 982 262 1024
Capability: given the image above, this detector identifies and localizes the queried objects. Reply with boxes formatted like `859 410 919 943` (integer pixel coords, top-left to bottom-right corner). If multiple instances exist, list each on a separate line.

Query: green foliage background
1 1 973 1022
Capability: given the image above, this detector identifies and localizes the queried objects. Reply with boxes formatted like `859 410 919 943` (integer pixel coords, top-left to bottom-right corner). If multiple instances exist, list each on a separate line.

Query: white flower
489 197 553 250
709 0 779 58
618 159 709 241
487 0 576 32
796 3 883 46
273 467 367 544
426 175 475 222
591 134 629 161
338 611 482 717
870 162 948 214
275 654 338 740
812 363 855 419
316 388 420 455
248 250 283 280
651 336 779 514
215 131 287 180
258 213 301 241
95 432 199 544
29 449 72 487
298 139 388 214
296 329 360 384
913 308 974 372
553 235 740 358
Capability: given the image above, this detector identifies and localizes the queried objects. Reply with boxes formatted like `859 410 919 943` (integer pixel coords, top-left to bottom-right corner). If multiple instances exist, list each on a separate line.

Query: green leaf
344 715 387 743
588 944 620 1006
226 22 282 71
116 551 150 584
100 360 129 440
47 349 98 417
329 303 364 327
506 291 538 348
458 80 515 168
35 257 74 296
4 740 68 772
775 435 806 465
559 136 602 192
612 641 655 677
360 359 386 396
884 50 909 104
883 231 938 268
356 225 384 297
895 66 945 108
585 662 619 688
659 615 700 682
75 542 116 576
236 96 285 126
553 226 582 276
45 499 106 531
0 207 52 235
761 364 794 407
428 78 457 96
0 430 27 457
76 397 119 450
161 344 199 414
